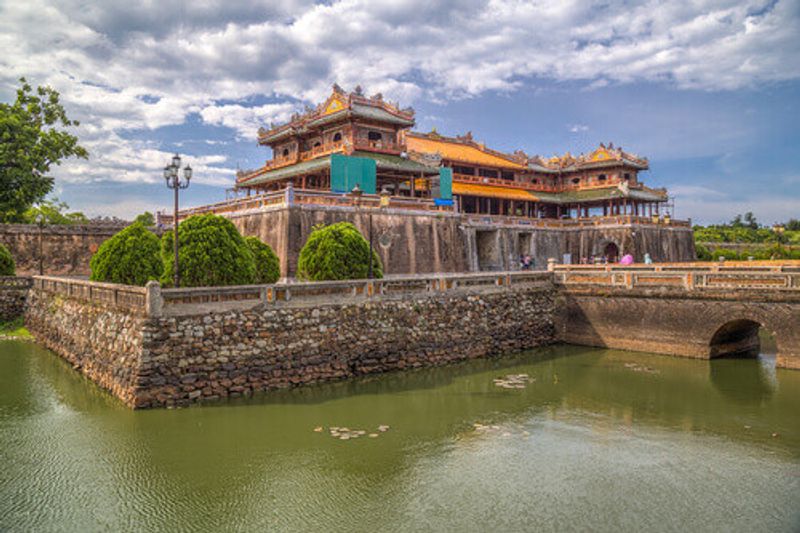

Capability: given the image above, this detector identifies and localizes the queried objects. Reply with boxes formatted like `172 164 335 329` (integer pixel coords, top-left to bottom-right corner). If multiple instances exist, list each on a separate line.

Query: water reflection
1 341 799 532
709 356 777 405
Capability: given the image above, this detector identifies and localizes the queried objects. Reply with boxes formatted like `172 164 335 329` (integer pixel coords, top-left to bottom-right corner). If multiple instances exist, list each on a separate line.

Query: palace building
235 84 668 221
166 85 693 277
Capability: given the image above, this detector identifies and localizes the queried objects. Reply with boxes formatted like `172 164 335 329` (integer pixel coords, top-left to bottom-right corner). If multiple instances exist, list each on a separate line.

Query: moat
1 341 798 532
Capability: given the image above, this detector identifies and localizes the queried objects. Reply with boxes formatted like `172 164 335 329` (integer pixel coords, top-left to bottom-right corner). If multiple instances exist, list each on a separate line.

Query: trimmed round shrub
0 243 15 276
89 223 162 286
160 214 256 287
245 236 281 284
297 222 383 281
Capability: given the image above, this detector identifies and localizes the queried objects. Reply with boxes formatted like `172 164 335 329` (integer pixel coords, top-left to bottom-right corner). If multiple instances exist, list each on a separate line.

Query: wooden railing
552 264 800 290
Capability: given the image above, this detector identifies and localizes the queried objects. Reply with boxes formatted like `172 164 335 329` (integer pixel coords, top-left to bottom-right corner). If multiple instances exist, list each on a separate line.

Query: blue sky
2 0 799 225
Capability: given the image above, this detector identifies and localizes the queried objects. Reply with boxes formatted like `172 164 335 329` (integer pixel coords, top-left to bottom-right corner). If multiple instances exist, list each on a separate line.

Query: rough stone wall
23 280 555 408
0 224 128 276
137 285 556 408
24 288 147 406
557 286 800 369
0 279 30 322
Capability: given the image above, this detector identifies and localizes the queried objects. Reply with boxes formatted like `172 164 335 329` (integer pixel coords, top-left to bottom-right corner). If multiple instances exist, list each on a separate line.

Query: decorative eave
257 85 415 145
527 143 649 172
406 130 527 170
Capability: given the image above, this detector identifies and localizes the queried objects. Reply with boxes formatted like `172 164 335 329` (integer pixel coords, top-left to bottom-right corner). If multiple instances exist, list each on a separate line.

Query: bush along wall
245 236 281 284
89 223 162 286
0 243 15 276
296 222 382 281
160 214 256 287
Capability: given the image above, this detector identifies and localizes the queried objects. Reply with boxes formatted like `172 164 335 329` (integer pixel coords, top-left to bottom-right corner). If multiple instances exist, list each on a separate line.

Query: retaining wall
25 273 556 408
0 277 32 322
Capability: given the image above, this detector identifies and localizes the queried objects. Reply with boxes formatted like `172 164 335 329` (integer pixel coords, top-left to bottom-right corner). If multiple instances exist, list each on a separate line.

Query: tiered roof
406 130 527 170
258 84 415 145
527 143 649 172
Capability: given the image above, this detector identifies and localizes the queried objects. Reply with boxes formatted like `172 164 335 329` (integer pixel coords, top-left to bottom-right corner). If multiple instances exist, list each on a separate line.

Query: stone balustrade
550 263 800 290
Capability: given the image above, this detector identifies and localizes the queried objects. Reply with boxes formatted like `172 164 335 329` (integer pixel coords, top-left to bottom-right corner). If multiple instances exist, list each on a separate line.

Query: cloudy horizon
2 0 799 224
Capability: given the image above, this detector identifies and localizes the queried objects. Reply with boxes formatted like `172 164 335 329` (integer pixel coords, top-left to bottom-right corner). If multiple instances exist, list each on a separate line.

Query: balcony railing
463 214 691 228
157 188 453 224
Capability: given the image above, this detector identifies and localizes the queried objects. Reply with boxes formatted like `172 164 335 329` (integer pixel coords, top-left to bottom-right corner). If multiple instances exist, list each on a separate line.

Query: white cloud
199 102 299 139
1 0 799 192
569 124 589 133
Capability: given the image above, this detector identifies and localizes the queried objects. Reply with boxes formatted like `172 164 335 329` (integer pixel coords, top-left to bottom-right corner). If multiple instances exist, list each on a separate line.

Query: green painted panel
331 154 376 194
438 167 452 199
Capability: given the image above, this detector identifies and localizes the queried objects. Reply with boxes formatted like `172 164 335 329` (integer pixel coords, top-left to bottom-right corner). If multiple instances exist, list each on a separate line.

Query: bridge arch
706 308 783 360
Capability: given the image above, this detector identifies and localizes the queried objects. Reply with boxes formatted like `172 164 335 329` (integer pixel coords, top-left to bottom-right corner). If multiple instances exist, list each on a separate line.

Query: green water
1 340 798 532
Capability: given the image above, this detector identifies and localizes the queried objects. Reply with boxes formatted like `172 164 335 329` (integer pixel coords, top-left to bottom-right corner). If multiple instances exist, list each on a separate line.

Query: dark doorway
603 242 619 263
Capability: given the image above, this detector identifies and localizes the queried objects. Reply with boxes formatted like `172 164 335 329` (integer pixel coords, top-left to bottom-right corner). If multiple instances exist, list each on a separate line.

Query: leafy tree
89 223 162 286
134 211 155 226
23 198 88 225
786 219 800 232
0 78 87 222
0 243 15 276
297 222 382 281
245 236 281 284
160 214 256 287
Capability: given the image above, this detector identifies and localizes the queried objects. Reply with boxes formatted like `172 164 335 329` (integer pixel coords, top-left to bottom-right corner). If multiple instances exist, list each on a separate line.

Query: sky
1 0 799 225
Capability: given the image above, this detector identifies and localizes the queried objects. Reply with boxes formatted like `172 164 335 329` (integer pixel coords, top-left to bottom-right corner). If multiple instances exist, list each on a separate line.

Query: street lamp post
163 154 192 287
36 213 45 275
368 188 391 279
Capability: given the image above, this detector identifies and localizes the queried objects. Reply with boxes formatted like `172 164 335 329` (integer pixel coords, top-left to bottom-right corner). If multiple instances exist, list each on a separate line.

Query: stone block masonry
25 273 556 408
0 277 32 322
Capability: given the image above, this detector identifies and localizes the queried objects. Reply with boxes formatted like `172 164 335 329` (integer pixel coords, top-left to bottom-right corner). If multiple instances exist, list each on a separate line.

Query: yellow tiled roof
407 135 526 170
453 182 538 201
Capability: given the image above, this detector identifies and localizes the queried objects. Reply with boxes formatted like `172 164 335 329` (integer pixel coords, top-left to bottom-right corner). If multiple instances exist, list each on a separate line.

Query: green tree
0 78 87 222
23 198 88 225
160 214 256 287
0 243 15 276
245 236 281 284
297 222 383 281
89 223 162 286
784 219 800 232
134 211 155 226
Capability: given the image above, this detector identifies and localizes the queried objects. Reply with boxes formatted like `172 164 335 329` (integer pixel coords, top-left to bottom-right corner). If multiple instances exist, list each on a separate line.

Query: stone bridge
553 263 800 369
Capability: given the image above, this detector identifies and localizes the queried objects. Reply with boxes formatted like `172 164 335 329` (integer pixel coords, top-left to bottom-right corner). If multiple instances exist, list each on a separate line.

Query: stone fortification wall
0 277 31 322
0 223 129 276
25 277 151 406
222 204 696 278
25 273 556 408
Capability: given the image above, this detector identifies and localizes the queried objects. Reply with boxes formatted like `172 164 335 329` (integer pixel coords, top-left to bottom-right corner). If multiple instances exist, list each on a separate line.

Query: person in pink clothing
619 254 634 265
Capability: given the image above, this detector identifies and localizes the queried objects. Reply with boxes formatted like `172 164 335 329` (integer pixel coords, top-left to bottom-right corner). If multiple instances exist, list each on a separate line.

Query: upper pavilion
233 85 669 220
